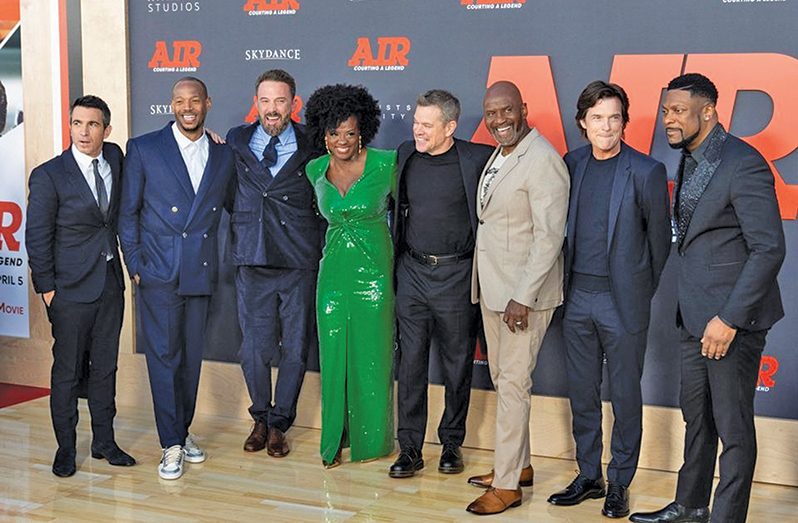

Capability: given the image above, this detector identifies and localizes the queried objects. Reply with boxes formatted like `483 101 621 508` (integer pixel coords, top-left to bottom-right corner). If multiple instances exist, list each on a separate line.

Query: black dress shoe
602 482 629 518
629 501 710 523
91 441 136 466
388 447 424 478
438 444 464 474
52 447 76 477
547 474 606 506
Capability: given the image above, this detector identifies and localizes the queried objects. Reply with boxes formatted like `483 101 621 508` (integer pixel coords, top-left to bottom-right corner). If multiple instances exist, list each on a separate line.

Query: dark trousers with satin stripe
395 253 477 451
675 328 765 523
137 282 209 449
48 262 124 450
236 266 315 432
562 287 646 486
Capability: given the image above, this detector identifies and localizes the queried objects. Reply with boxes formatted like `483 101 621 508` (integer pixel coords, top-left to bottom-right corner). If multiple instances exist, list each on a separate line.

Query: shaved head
484 81 523 106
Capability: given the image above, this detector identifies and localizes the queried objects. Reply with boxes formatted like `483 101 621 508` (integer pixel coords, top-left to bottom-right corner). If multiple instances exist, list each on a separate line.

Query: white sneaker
158 445 184 480
183 434 206 463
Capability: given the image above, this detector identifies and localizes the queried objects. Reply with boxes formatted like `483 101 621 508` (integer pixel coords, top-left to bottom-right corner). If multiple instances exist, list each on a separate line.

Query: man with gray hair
389 89 494 479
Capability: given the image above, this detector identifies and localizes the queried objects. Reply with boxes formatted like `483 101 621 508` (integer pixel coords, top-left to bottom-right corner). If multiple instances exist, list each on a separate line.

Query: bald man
465 81 569 515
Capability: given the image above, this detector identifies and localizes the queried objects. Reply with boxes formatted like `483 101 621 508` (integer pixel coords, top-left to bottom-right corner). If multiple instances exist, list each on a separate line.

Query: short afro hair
667 73 718 105
303 84 381 151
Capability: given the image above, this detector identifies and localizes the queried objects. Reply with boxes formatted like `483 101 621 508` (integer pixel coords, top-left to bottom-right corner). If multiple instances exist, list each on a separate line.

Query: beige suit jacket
471 128 569 312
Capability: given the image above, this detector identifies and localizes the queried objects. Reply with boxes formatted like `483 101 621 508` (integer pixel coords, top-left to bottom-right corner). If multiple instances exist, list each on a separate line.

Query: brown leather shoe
467 465 534 488
243 421 268 452
466 487 522 515
266 427 290 458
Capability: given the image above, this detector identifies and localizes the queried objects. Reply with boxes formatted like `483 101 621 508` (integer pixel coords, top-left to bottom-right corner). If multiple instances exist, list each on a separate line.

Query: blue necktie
261 135 280 169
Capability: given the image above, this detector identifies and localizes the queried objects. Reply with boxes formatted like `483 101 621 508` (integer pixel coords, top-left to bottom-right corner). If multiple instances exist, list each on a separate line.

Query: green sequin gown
306 148 397 464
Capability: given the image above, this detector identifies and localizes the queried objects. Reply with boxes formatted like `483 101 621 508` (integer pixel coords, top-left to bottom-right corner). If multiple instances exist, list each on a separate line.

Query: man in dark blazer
225 69 323 457
630 74 785 523
547 82 670 518
388 89 493 479
119 77 235 480
26 95 135 477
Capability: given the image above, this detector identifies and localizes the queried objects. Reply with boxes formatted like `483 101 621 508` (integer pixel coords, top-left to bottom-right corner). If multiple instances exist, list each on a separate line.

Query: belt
571 272 611 292
407 248 473 266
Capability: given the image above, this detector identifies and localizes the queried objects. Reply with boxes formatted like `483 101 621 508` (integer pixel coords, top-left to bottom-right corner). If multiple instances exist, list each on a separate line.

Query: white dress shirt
71 144 112 205
171 123 209 193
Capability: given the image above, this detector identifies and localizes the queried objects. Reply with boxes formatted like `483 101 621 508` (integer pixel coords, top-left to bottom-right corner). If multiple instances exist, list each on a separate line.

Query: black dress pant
562 288 647 487
675 328 766 523
395 253 477 451
47 263 124 450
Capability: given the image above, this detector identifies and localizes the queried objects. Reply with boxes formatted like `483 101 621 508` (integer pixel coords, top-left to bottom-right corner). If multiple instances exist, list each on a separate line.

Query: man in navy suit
26 95 135 477
119 77 235 480
389 89 493 479
225 69 323 457
631 74 785 523
547 82 670 518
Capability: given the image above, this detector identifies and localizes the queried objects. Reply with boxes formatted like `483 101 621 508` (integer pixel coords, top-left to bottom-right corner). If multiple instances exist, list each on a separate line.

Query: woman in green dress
304 84 396 467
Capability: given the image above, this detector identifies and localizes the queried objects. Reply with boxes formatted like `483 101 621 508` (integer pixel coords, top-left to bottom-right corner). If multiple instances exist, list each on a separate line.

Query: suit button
282 195 289 201
203 262 208 267
479 219 484 225
182 232 188 238
203 233 208 239
171 206 178 213
263 191 268 197
212 207 217 212
280 220 286 226
245 167 249 172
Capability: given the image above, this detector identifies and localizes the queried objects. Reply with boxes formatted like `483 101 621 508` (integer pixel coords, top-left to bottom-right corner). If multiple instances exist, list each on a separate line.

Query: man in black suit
547 81 670 518
388 89 493 479
26 95 135 477
630 74 785 523
225 69 323 457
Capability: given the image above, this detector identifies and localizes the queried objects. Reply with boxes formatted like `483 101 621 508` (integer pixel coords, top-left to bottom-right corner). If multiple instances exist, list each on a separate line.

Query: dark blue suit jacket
26 143 125 303
225 122 324 269
564 142 671 333
119 123 235 296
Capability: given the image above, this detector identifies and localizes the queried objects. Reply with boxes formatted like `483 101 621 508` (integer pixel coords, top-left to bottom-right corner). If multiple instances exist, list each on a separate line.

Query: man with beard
119 77 235 480
225 69 323 458
388 89 493 479
630 74 784 523
465 81 569 515
547 81 670 518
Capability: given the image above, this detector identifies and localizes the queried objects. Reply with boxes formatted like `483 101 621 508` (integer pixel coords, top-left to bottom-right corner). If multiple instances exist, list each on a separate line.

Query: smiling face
70 106 111 157
580 96 624 159
256 80 295 137
661 88 715 151
412 104 456 156
325 115 360 161
482 84 529 154
171 80 211 140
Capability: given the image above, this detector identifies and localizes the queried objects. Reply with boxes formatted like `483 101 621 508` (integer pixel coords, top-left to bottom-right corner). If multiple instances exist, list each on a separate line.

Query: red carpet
0 383 50 408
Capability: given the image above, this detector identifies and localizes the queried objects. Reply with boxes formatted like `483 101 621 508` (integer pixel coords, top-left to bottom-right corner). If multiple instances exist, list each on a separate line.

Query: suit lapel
607 145 632 250
481 129 538 210
567 151 589 259
63 148 104 221
104 143 121 217
679 125 728 247
234 122 262 171
271 123 312 184
455 139 479 233
476 147 500 219
158 123 196 201
186 133 220 226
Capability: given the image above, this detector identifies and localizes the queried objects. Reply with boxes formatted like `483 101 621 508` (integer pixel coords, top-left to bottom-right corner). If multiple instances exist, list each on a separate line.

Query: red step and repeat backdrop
128 0 797 419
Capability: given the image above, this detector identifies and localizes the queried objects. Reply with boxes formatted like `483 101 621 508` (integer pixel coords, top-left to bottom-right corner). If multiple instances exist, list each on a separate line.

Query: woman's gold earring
325 138 331 155
358 135 362 156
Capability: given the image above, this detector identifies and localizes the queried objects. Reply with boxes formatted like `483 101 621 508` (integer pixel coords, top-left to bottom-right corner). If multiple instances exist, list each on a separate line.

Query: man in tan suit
465 81 569 516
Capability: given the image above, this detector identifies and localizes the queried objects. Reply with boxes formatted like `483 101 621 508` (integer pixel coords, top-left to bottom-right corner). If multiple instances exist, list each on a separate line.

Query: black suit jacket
564 142 671 333
674 129 785 336
225 122 324 269
392 138 494 249
26 143 125 303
